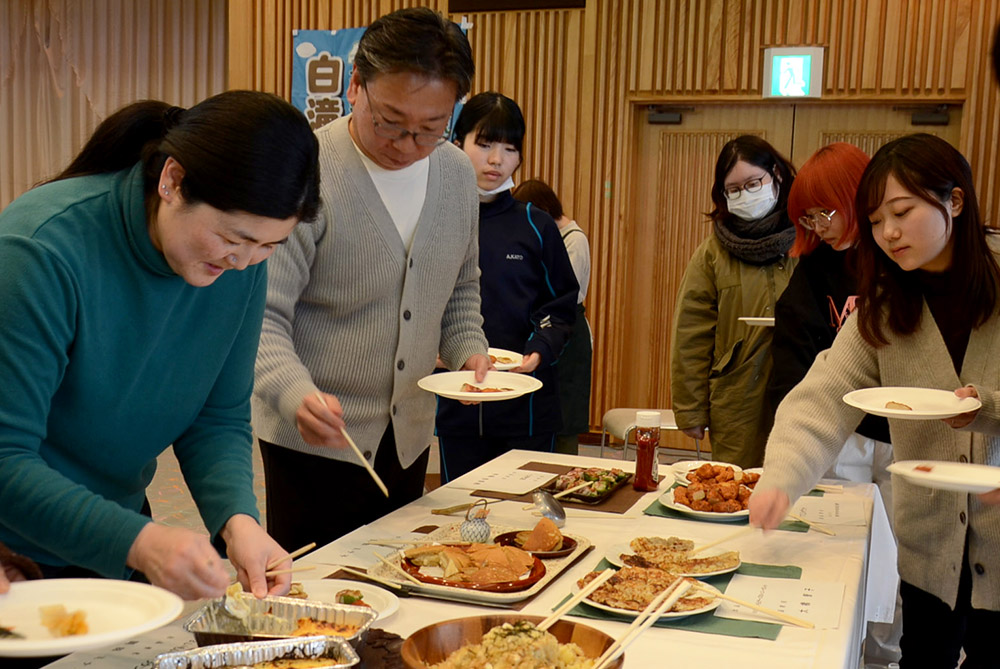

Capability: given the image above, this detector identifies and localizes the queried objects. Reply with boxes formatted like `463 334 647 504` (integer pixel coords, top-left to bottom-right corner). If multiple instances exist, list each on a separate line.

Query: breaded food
521 517 563 552
577 568 713 613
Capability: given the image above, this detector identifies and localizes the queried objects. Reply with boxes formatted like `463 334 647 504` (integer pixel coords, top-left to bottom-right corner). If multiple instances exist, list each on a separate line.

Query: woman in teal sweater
0 91 319 601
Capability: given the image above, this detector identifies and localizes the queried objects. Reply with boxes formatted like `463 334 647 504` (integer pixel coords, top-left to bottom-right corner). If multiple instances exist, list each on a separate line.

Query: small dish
493 532 579 559
843 387 981 420
487 347 523 371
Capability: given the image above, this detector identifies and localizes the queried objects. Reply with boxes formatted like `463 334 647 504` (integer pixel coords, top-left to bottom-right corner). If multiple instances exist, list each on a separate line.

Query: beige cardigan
757 299 1000 610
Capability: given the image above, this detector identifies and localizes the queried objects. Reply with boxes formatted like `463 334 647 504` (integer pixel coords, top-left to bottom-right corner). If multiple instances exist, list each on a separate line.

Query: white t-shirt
560 220 591 304
352 141 429 251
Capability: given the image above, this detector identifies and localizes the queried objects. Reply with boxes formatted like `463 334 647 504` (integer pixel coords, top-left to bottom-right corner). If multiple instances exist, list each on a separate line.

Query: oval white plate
604 543 740 578
657 488 749 522
843 387 981 420
738 316 774 327
488 347 524 371
417 370 542 402
577 579 722 619
887 460 1000 494
289 579 399 620
0 579 182 658
671 460 743 487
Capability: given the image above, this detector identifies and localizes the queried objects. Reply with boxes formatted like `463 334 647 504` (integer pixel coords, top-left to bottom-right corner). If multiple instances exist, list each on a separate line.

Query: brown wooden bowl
400 613 624 668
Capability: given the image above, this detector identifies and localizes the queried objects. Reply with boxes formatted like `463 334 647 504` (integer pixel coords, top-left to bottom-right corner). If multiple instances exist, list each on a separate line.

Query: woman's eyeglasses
723 176 768 200
798 209 836 231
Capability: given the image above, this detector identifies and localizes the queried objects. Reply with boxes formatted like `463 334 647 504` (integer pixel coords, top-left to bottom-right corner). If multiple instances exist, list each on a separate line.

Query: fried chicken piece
711 499 744 513
718 481 739 500
713 465 735 482
737 485 753 503
690 499 712 511
705 487 724 504
672 485 691 505
695 463 715 479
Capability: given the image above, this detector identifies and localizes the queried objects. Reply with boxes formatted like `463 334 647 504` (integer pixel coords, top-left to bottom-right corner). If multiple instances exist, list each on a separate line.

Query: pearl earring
161 185 169 195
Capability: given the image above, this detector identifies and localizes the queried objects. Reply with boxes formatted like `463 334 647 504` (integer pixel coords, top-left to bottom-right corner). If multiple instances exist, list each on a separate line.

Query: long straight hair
855 133 1000 346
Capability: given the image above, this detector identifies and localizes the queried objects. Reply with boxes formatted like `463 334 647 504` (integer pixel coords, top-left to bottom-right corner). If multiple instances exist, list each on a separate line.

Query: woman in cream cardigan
750 134 1000 665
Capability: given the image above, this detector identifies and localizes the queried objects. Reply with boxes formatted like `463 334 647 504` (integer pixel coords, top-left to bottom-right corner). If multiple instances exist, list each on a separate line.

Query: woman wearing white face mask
670 135 797 468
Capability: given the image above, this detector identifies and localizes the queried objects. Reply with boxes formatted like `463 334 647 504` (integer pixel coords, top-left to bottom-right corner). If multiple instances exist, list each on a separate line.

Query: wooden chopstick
786 512 836 536
538 568 616 632
688 582 814 629
594 578 691 669
813 483 844 494
372 552 422 585
364 539 471 547
264 565 316 578
314 392 389 497
688 526 755 556
521 481 590 510
266 542 317 571
335 565 406 592
431 500 500 516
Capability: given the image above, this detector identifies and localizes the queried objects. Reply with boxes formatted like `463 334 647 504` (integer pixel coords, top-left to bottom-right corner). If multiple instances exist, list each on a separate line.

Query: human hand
681 426 706 440
126 523 230 600
748 488 791 530
221 514 291 598
461 353 491 383
942 386 980 429
512 352 541 374
296 391 347 448
979 488 1000 505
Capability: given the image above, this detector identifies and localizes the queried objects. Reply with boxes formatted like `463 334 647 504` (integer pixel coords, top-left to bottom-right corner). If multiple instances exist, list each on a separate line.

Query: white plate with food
288 579 400 621
417 371 542 402
738 316 775 327
0 578 183 658
843 387 981 420
575 575 722 620
604 542 740 578
488 347 524 371
671 460 743 486
657 488 749 522
887 460 1000 494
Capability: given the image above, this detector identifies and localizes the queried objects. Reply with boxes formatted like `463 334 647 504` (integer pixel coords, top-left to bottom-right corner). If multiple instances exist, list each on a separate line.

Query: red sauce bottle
633 411 661 491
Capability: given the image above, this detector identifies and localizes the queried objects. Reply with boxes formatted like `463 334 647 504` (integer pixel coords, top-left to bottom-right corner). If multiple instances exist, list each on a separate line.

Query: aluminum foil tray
155 635 358 668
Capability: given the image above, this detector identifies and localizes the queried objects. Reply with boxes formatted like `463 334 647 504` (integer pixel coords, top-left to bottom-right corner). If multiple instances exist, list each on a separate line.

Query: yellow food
291 617 361 638
404 543 535 585
885 401 913 410
431 621 593 669
39 604 88 637
620 536 739 574
520 517 563 552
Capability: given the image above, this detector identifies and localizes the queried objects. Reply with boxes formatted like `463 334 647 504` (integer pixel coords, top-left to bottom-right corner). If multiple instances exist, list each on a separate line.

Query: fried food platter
604 536 741 578
574 569 722 620
658 488 749 522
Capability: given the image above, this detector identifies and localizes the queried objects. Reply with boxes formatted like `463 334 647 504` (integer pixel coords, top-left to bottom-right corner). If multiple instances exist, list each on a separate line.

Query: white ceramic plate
604 543 740 578
738 316 775 327
843 387 981 420
887 460 1000 494
657 488 749 522
417 371 542 402
290 579 399 621
671 460 743 487
576 580 722 620
488 347 524 371
0 579 183 658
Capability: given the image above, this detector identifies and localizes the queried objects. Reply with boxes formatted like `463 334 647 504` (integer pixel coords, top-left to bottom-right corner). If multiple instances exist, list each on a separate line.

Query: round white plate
843 387 981 420
488 347 523 371
417 370 542 402
738 316 775 327
290 579 399 620
671 460 743 487
887 460 1000 494
657 488 749 522
577 580 722 620
604 543 740 578
0 579 183 658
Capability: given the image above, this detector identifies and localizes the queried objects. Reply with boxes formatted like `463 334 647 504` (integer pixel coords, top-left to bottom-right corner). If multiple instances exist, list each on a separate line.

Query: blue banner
292 28 366 131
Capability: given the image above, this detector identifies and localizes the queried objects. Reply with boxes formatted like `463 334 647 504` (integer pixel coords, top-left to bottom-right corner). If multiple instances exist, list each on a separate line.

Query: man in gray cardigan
252 8 488 549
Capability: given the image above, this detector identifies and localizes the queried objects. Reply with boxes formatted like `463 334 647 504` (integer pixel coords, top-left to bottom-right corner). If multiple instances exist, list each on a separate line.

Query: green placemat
642 498 809 532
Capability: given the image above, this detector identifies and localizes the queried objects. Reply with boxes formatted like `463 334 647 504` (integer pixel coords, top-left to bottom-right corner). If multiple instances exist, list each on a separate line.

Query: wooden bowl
400 613 624 668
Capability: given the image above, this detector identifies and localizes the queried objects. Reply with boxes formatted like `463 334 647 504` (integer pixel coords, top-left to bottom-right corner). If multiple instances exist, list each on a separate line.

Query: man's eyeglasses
798 209 836 231
723 176 768 200
364 86 452 147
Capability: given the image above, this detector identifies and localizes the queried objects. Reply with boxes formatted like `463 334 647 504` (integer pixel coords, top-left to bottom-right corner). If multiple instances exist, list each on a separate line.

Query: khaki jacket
670 234 797 467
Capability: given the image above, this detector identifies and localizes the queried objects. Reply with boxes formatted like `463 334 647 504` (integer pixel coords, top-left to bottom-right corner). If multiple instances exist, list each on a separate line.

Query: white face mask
726 182 778 221
477 176 515 200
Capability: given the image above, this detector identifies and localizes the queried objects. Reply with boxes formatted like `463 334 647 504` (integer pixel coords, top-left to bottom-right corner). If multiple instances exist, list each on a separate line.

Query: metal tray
155 635 358 668
184 594 377 648
540 468 633 505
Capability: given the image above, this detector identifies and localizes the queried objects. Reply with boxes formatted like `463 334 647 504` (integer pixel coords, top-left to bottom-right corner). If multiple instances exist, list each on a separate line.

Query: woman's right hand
295 391 347 448
681 425 707 440
748 488 790 530
126 523 231 600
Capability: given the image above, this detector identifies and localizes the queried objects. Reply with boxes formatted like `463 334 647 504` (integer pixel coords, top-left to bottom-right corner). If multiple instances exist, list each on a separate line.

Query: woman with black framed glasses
670 135 797 468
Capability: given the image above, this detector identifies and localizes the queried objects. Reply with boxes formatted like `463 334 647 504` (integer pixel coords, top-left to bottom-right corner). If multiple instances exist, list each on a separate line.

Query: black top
917 268 974 374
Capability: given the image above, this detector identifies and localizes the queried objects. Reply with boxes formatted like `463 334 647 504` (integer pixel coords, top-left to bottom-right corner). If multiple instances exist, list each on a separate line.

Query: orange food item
460 383 514 393
521 517 563 552
915 465 933 473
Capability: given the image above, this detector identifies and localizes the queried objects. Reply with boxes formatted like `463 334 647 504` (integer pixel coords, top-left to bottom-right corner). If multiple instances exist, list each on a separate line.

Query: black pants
899 554 1000 667
437 433 554 484
259 425 429 552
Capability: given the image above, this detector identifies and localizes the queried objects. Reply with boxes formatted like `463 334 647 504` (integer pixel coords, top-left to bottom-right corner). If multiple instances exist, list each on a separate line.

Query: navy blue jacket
436 191 579 436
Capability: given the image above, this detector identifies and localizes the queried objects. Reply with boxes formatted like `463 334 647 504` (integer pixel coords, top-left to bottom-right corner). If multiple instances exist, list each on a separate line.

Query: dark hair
855 133 1000 346
512 179 563 220
54 91 320 223
353 7 474 101
452 92 525 155
708 135 796 224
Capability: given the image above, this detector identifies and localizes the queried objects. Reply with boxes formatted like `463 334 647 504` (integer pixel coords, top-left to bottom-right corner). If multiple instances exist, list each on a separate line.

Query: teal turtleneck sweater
0 165 263 577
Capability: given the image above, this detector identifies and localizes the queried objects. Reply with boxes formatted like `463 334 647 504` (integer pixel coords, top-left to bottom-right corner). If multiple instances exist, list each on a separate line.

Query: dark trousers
438 433 554 484
259 425 429 552
899 554 1000 667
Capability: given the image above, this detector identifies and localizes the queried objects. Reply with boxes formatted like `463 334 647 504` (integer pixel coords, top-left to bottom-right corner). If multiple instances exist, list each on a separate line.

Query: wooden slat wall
229 0 1000 436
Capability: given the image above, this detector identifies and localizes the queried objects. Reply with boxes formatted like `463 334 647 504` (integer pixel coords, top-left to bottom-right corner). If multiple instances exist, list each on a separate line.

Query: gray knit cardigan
252 116 487 468
757 297 1000 610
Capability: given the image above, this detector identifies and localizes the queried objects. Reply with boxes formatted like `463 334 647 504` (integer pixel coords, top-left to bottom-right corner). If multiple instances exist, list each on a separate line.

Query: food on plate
549 467 630 498
336 588 371 608
489 354 518 365
915 464 934 473
286 582 309 599
619 536 739 574
518 517 564 552
675 464 754 512
461 383 515 393
885 401 913 410
39 604 89 637
430 620 594 669
403 543 536 585
578 568 713 613
225 661 340 669
291 617 362 638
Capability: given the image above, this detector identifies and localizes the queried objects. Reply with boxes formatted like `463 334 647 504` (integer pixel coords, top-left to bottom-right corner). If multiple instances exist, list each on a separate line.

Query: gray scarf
713 208 795 264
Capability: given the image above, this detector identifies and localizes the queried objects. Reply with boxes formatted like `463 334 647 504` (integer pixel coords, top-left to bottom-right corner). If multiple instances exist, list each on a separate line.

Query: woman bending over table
0 91 320 600
750 134 1000 666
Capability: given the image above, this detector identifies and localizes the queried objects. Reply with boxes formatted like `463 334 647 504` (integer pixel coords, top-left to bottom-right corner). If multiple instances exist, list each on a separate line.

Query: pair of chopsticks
687 526 756 556
786 512 836 536
686 581 814 629
372 551 422 586
365 539 471 548
314 392 388 497
335 565 410 594
262 542 318 578
593 577 692 669
521 481 590 510
431 500 500 516
537 568 616 632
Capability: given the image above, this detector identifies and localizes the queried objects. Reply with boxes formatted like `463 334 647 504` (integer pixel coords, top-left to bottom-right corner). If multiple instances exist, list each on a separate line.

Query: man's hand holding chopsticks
297 390 348 448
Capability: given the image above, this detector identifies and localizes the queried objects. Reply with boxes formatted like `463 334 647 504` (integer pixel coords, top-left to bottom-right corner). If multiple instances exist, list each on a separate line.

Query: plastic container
633 411 661 491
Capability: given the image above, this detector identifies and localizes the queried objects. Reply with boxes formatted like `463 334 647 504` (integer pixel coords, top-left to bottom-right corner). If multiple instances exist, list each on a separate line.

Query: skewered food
577 568 713 613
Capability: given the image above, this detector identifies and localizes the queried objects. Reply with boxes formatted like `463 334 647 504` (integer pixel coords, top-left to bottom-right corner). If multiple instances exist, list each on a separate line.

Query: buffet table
46 449 896 668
